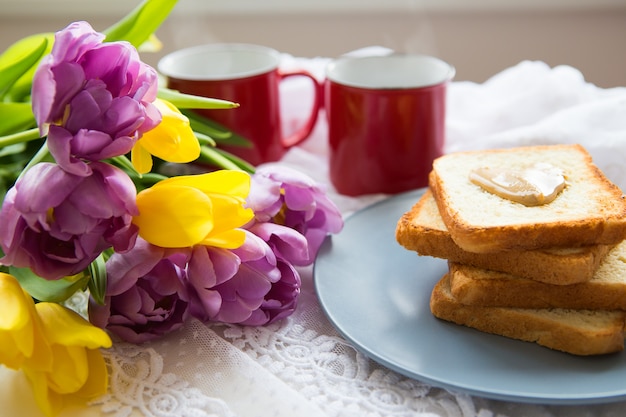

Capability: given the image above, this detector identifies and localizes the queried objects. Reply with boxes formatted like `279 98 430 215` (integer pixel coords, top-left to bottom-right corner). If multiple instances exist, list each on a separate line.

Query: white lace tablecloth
2 52 626 417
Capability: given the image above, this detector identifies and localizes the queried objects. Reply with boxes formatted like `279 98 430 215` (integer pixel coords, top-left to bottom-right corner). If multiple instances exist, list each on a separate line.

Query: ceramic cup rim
326 53 455 90
158 43 281 81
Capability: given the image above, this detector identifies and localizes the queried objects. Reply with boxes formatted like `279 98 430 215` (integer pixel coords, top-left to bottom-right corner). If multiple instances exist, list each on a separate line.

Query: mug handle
278 69 322 148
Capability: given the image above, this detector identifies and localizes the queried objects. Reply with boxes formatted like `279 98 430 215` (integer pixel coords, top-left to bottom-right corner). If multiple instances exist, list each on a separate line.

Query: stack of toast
396 144 626 356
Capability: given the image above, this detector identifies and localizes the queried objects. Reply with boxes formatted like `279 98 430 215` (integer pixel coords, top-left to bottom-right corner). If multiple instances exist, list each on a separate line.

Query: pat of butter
469 163 566 206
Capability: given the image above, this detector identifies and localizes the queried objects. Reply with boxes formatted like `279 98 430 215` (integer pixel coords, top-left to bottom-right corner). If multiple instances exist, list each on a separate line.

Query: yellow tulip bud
131 98 201 174
24 303 111 417
133 170 254 248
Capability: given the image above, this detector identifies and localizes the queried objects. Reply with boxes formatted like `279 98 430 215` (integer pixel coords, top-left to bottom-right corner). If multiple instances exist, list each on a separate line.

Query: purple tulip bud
238 223 305 325
240 257 301 326
245 222 309 266
89 238 189 344
247 166 344 264
0 162 138 280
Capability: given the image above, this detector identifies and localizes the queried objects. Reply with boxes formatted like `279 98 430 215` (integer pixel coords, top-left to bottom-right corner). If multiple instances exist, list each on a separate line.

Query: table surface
2 51 626 417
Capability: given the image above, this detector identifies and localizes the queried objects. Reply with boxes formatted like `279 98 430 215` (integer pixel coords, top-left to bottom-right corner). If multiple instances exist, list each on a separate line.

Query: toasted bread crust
395 190 613 285
429 144 626 253
430 274 626 356
448 242 626 309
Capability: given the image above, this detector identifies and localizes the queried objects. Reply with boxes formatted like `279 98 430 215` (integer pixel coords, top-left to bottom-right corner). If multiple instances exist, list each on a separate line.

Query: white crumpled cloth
445 60 626 190
1 54 626 417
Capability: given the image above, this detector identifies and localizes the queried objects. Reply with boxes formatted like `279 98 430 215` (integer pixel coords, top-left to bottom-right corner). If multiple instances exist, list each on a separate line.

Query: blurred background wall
1 0 625 87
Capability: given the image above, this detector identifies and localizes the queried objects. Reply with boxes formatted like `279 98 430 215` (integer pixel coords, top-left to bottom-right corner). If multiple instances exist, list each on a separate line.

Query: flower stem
110 155 168 188
199 146 255 173
111 155 138 174
17 141 49 181
0 127 42 147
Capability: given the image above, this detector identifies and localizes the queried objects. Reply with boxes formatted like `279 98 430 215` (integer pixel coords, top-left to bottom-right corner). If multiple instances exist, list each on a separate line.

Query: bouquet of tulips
0 1 343 415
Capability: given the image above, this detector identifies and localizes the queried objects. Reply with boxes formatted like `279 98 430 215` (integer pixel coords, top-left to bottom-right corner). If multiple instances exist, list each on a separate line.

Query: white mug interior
326 54 455 89
158 43 281 81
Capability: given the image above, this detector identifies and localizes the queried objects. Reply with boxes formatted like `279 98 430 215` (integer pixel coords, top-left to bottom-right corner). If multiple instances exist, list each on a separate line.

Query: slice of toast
396 190 613 285
448 240 626 310
430 274 626 356
429 144 626 253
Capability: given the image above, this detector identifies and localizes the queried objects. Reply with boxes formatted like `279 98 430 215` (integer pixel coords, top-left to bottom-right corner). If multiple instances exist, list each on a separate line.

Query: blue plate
313 189 626 405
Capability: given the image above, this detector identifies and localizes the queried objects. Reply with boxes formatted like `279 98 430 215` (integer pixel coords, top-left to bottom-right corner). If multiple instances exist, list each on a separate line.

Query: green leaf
17 140 51 181
87 254 108 305
103 0 179 48
110 155 139 175
0 102 36 136
0 33 54 102
198 146 255 173
194 131 216 147
158 87 239 109
0 143 26 158
0 176 8 203
0 160 27 197
10 266 90 303
0 36 49 99
127 172 168 191
183 110 252 147
109 154 168 189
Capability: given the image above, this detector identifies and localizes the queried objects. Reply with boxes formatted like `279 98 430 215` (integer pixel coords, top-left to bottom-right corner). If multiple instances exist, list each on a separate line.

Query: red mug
325 54 455 196
158 44 322 166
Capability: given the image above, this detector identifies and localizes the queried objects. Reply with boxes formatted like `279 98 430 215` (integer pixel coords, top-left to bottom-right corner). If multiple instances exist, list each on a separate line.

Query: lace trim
63 289 90 319
217 292 480 417
66 286 481 416
92 344 237 417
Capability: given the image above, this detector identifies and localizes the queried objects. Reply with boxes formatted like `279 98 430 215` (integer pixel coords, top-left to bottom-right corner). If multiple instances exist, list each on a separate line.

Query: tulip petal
0 274 37 368
159 171 254 241
35 303 112 349
24 349 108 417
131 140 154 174
208 193 254 234
134 185 214 247
200 229 248 249
0 273 31 330
24 368 63 417
162 170 250 198
138 99 200 163
74 349 109 399
46 345 89 393
0 333 28 369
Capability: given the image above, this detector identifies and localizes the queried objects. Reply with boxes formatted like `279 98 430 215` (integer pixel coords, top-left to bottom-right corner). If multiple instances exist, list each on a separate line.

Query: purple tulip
245 222 309 265
0 162 138 280
239 223 306 325
186 230 282 324
247 166 344 265
240 257 300 326
89 238 190 344
31 21 160 176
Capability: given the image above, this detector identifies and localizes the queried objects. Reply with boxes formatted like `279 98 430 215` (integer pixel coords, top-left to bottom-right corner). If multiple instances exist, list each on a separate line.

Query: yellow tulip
0 273 51 371
133 170 254 249
131 98 200 174
0 273 111 416
24 303 112 417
